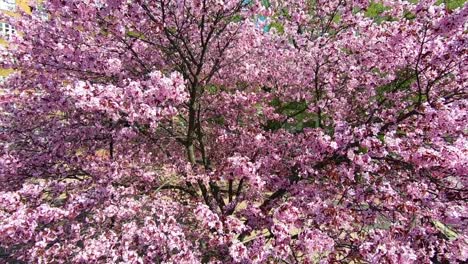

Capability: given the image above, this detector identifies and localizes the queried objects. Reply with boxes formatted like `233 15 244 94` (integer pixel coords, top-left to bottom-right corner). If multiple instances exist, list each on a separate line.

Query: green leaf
269 97 282 107
403 10 416 20
269 21 284 34
433 220 458 240
332 13 341 23
261 0 271 8
365 1 395 23
365 1 389 18
264 120 282 131
358 146 369 154
436 0 467 10
377 133 385 143
205 85 218 94
230 14 244 23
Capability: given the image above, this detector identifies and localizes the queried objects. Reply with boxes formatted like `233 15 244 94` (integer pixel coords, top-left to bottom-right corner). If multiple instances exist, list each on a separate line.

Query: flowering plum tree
0 0 466 263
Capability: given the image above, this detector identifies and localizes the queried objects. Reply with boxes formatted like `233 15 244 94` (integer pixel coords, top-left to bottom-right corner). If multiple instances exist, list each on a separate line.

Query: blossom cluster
0 0 466 263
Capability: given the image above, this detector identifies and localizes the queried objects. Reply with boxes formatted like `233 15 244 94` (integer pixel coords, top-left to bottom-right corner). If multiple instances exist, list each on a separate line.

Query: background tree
0 0 466 263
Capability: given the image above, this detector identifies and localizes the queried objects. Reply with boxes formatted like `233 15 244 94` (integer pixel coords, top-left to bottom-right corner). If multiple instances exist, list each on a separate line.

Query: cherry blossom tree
0 0 466 263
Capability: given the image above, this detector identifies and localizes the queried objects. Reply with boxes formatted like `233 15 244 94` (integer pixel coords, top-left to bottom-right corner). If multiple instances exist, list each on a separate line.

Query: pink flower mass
0 0 466 263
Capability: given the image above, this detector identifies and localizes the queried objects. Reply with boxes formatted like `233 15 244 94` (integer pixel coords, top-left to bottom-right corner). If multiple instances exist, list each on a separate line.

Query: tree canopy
0 0 466 263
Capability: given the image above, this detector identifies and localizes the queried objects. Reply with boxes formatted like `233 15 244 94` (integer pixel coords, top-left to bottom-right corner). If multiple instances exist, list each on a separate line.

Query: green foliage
332 13 341 23
204 85 218 94
358 146 369 154
354 173 363 183
375 69 416 104
127 31 145 39
365 1 395 23
264 119 283 131
230 14 244 23
403 10 417 20
212 116 225 125
261 0 271 8
436 0 467 10
377 133 385 143
269 97 282 107
265 98 325 133
407 0 466 10
269 21 285 34
279 101 308 113
362 0 467 22
433 220 458 240
365 1 389 17
387 0 467 22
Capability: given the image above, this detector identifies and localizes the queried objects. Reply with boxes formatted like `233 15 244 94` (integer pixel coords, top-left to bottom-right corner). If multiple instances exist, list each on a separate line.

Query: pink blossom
0 0 466 262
